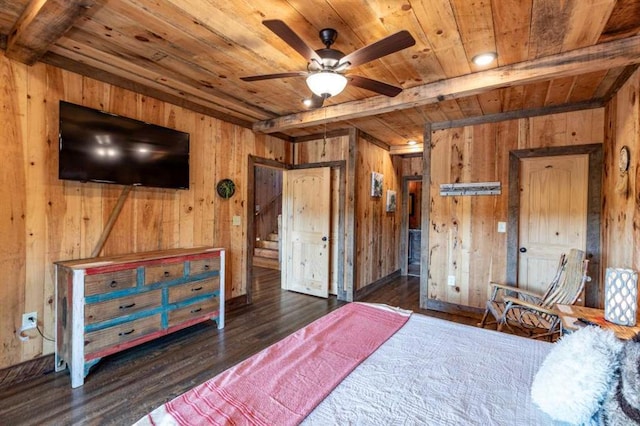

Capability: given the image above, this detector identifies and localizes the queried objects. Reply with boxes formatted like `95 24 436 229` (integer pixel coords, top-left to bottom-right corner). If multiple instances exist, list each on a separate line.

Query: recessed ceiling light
472 52 497 66
302 98 313 107
407 140 417 145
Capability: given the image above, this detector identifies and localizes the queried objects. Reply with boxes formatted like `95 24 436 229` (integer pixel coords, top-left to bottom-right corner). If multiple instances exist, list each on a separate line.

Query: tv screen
58 101 190 189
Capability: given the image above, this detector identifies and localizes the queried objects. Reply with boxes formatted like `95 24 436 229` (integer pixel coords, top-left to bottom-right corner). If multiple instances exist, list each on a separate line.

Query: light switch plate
232 216 241 226
447 275 456 286
497 221 506 233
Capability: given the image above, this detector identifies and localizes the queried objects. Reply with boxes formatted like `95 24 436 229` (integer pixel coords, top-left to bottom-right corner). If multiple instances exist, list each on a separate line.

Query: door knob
519 247 527 253
322 236 328 241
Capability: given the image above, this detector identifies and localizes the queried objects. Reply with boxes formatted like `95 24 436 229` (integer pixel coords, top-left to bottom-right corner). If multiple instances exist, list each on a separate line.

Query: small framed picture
386 190 397 212
371 172 383 197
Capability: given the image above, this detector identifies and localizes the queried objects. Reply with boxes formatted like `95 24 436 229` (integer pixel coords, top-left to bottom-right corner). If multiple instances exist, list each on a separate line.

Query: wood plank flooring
0 268 482 425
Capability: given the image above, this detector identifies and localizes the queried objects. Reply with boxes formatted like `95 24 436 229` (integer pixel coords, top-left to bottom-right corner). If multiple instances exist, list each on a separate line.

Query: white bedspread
304 313 557 425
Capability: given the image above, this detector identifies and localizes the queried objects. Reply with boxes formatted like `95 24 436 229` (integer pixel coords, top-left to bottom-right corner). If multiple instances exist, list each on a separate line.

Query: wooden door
281 167 331 298
518 154 588 294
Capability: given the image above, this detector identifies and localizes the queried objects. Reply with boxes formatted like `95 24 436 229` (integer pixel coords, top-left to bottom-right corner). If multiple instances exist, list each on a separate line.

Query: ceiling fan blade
339 30 416 68
263 20 322 63
240 71 307 82
348 75 403 97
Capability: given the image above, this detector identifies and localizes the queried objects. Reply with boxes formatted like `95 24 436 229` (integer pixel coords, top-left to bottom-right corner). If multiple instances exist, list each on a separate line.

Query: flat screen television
58 101 190 189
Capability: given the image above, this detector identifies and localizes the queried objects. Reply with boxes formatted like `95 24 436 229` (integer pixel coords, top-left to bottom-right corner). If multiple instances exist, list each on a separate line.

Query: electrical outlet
22 312 37 330
447 275 456 286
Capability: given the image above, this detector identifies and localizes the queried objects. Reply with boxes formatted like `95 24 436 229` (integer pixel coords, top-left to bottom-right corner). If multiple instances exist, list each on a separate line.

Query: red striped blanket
137 302 410 425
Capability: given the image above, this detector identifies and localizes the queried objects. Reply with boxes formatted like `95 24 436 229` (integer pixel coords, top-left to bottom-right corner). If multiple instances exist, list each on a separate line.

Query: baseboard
426 299 484 318
354 269 402 300
0 354 55 389
225 294 249 312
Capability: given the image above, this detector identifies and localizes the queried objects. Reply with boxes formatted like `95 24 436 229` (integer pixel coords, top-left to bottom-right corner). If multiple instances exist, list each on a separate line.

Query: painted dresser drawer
85 269 137 296
144 262 184 284
168 277 219 304
190 257 220 275
84 314 161 355
85 290 161 324
168 299 218 327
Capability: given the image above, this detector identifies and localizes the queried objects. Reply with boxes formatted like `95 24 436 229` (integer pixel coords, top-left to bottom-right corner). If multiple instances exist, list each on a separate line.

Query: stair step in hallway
253 233 280 270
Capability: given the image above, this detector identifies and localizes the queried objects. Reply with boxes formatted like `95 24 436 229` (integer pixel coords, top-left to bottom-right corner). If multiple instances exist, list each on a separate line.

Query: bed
137 302 557 425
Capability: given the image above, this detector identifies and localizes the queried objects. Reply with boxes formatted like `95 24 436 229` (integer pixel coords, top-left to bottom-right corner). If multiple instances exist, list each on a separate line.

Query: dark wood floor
0 268 482 425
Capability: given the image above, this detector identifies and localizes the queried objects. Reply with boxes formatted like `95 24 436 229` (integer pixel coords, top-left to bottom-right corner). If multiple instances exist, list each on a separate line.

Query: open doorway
406 178 422 277
253 165 283 271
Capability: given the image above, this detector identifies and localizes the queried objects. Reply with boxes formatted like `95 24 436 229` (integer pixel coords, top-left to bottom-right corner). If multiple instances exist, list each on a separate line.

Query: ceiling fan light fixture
472 52 497 66
306 71 348 97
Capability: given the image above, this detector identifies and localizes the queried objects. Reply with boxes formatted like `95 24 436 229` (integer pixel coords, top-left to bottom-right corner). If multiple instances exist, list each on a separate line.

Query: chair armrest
502 296 558 317
488 282 544 300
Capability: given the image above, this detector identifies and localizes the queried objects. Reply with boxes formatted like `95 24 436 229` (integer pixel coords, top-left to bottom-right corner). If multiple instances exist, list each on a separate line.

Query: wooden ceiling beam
6 0 96 65
254 34 640 133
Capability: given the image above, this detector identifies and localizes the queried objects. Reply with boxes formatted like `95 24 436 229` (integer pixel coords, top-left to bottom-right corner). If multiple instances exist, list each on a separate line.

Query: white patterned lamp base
604 267 638 326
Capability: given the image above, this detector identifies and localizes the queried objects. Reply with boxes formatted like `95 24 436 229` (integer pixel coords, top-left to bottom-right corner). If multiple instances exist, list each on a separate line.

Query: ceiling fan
241 20 416 108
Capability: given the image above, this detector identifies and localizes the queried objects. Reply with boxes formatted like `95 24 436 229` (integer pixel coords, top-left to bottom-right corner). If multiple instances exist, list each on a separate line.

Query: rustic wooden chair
479 249 589 340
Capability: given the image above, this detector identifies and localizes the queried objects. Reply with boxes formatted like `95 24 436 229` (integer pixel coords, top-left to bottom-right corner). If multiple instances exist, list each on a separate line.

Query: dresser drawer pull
118 329 135 336
190 308 202 314
163 271 170 277
119 302 136 310
110 280 118 288
203 264 210 270
191 286 203 292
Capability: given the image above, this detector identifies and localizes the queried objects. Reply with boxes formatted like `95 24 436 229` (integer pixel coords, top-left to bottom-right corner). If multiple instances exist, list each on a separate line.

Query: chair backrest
541 249 589 309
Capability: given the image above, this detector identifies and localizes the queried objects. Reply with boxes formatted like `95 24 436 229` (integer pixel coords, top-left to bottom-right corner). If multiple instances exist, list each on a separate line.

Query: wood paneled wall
355 136 402 290
0 52 289 369
603 68 640 277
427 109 604 309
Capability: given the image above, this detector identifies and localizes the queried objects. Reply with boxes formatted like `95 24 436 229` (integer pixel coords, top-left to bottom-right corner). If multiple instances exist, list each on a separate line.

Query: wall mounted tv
58 101 190 189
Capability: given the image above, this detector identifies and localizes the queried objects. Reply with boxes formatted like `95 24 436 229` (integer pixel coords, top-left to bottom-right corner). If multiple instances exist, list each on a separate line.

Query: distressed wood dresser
55 247 225 388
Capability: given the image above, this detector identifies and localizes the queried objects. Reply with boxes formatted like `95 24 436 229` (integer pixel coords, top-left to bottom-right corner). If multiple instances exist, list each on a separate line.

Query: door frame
507 143 602 307
401 175 422 276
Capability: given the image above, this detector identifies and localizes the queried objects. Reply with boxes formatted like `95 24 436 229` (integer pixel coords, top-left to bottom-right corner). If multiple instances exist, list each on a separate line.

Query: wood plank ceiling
1 0 640 149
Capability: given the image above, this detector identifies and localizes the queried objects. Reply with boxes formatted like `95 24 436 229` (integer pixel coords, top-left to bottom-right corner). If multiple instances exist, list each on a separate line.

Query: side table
555 304 640 340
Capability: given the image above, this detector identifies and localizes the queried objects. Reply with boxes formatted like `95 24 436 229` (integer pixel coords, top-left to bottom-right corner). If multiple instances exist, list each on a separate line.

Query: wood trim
253 35 640 133
354 269 401 300
291 160 344 169
603 64 640 102
431 100 604 131
507 144 602 307
224 294 249 312
359 132 390 151
246 156 290 305
426 299 484 317
390 144 424 156
419 123 432 309
291 129 350 143
345 128 358 302
6 0 97 65
0 354 54 389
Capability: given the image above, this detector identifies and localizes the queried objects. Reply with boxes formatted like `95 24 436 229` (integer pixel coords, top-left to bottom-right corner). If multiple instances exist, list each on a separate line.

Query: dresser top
56 247 223 270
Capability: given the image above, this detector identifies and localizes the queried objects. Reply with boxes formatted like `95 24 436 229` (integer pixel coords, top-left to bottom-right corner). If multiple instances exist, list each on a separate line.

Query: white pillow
530 326 624 424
